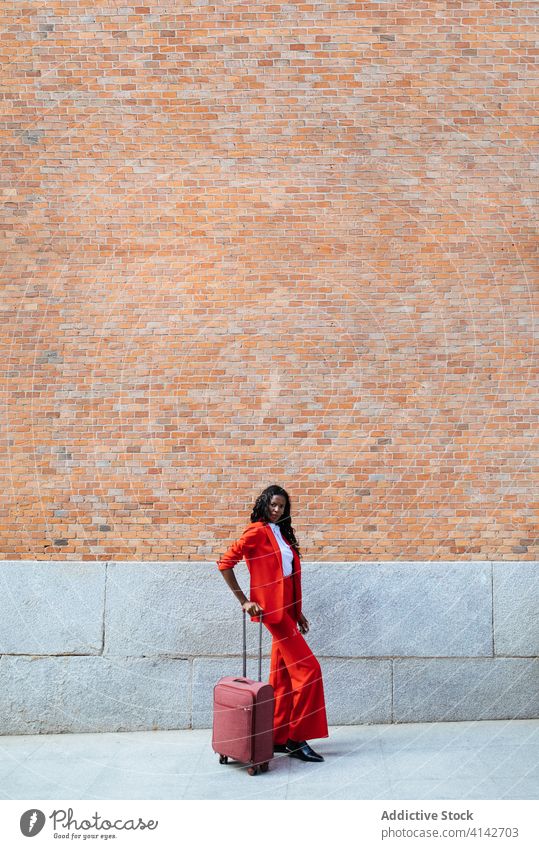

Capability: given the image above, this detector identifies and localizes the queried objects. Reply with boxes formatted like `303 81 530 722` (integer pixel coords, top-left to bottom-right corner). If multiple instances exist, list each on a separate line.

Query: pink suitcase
212 612 274 775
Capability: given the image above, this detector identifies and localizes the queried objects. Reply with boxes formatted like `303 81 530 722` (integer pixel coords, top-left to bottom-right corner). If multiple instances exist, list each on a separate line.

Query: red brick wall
2 2 537 561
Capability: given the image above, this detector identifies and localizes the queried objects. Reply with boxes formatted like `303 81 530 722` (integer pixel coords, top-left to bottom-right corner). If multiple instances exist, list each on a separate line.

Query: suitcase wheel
218 754 228 765
247 761 269 776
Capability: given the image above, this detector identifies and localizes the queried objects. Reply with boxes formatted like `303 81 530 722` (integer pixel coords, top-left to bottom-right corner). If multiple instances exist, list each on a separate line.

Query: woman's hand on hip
242 600 264 616
297 612 309 634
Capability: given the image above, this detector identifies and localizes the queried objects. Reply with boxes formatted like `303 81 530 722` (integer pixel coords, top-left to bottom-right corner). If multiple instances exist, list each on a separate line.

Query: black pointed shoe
285 739 325 762
273 743 289 753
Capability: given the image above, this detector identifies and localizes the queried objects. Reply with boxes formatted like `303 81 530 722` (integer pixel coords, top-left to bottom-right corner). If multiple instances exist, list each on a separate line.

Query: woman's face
267 494 286 524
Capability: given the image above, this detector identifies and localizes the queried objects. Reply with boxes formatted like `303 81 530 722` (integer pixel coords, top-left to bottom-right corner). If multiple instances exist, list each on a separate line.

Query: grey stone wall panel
105 561 493 659
493 563 539 656
394 658 539 722
304 562 492 657
322 659 392 725
0 561 105 655
0 656 190 734
105 561 253 657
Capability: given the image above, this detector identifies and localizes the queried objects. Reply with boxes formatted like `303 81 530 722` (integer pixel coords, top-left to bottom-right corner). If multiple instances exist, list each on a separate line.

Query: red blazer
217 520 302 625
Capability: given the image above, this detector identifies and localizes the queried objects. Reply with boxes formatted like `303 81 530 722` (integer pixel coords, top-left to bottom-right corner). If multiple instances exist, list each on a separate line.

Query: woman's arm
220 567 248 606
217 524 264 615
220 568 263 616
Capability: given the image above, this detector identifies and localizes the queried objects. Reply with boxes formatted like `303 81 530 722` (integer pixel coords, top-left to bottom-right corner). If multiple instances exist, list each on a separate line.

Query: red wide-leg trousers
264 574 329 744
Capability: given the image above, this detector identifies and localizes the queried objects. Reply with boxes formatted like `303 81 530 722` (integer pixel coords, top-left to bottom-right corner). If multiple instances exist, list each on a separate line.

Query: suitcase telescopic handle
242 609 263 682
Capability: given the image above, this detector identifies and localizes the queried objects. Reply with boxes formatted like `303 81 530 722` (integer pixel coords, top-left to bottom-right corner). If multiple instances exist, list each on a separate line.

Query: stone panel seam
101 561 108 656
494 653 539 659
189 659 194 730
391 659 395 723
491 561 495 657
2 653 528 659
99 654 502 661
0 652 104 658
2 653 531 661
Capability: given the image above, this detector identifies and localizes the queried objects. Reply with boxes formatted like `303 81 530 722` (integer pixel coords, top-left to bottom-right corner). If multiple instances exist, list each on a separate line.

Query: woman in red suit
217 484 328 762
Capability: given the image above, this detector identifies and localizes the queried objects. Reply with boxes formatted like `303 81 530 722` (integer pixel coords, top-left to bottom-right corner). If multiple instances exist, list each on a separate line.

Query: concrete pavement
0 719 537 800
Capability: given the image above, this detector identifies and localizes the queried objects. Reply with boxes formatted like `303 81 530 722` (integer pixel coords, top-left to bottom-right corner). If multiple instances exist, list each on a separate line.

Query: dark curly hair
250 484 302 558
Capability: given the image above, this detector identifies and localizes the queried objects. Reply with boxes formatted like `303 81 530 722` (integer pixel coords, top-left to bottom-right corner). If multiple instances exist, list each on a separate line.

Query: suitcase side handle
242 609 263 682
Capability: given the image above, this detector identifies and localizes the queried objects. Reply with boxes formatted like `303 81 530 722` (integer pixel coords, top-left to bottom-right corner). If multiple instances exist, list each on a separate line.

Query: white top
267 522 294 577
